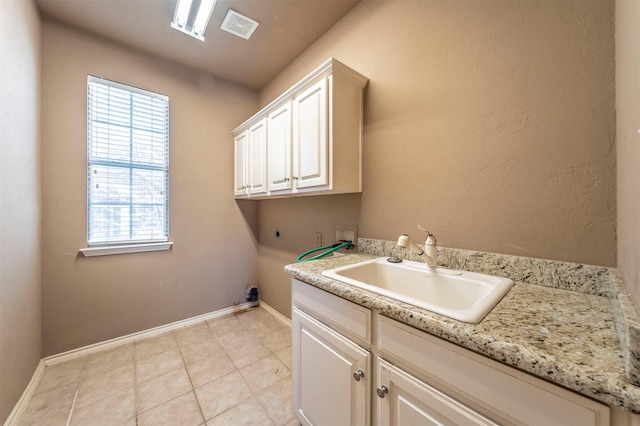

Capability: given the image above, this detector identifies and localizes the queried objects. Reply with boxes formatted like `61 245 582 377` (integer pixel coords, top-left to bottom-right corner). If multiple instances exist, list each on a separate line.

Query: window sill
79 242 173 257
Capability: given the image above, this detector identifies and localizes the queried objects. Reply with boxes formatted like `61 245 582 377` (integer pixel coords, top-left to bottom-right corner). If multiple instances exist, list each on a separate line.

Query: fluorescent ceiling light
171 0 217 41
174 0 192 28
193 0 216 37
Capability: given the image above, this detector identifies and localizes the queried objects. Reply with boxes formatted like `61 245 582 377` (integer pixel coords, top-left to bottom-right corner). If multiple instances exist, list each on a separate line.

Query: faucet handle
417 225 436 244
417 225 433 236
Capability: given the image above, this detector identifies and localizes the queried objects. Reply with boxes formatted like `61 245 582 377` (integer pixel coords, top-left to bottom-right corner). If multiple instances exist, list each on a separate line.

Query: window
87 76 169 246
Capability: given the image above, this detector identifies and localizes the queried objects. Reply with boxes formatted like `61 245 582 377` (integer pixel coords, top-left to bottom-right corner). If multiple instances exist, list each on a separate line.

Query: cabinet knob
353 370 364 381
293 176 299 180
376 385 389 398
284 177 290 182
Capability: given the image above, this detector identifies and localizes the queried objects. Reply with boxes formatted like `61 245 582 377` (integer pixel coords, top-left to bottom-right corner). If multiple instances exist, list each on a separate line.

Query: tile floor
18 307 299 426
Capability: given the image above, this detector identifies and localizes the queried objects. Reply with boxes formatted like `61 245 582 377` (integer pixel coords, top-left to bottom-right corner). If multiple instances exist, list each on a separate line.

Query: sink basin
322 257 513 323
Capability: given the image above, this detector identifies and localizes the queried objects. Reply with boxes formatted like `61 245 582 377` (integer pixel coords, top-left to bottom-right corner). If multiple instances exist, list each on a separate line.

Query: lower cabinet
292 307 370 426
292 278 613 426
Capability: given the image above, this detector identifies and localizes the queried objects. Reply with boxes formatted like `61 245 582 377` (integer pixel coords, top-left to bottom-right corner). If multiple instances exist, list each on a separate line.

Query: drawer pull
353 370 365 381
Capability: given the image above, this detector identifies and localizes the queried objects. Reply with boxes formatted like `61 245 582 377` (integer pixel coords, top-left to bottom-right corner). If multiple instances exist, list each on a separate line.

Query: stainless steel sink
322 257 513 323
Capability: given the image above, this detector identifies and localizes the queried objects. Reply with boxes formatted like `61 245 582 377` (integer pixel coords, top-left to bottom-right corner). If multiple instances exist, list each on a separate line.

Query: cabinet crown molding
231 58 368 136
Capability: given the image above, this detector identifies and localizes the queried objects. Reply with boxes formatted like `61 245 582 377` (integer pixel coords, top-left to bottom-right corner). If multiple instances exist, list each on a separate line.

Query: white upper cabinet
292 78 328 190
248 118 267 195
231 58 368 199
267 101 293 193
233 130 248 197
234 119 267 197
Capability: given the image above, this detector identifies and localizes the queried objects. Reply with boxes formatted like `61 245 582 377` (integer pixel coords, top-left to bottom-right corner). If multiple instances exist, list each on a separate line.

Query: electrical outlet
334 225 357 249
315 232 322 246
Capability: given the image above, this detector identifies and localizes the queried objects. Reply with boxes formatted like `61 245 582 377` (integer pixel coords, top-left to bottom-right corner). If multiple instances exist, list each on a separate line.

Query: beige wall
41 20 259 356
258 0 616 317
0 0 42 421
616 0 640 309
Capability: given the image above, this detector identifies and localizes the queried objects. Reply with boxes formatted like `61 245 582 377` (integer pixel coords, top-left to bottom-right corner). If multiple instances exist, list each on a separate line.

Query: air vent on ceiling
220 9 260 40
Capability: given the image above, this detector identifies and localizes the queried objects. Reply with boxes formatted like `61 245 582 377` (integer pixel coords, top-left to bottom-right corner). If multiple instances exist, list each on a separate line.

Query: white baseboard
259 300 292 327
3 360 45 426
44 301 258 366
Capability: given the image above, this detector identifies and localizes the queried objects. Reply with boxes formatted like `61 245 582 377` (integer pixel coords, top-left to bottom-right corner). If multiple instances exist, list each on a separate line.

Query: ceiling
35 0 360 90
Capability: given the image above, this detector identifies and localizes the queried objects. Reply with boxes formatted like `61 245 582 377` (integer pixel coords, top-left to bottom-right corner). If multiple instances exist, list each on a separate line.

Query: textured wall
257 1 616 317
0 0 42 421
616 0 640 310
41 20 259 356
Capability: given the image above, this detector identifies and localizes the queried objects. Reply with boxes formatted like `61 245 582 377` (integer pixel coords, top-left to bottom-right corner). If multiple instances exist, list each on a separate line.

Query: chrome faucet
397 225 437 268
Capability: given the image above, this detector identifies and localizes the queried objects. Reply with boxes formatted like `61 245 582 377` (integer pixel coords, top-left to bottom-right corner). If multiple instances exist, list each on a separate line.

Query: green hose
296 241 354 263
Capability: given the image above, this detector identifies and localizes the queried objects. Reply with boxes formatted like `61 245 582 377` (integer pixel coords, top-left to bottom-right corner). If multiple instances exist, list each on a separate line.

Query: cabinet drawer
378 316 610 426
293 278 371 347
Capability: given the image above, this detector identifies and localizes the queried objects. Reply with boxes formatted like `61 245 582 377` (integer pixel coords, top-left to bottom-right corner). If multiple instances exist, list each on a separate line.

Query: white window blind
87 76 169 245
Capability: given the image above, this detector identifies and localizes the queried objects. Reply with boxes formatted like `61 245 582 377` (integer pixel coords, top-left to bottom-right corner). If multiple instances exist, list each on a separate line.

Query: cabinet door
376 358 498 426
292 78 329 190
267 102 292 192
248 118 267 195
293 307 370 426
233 130 248 197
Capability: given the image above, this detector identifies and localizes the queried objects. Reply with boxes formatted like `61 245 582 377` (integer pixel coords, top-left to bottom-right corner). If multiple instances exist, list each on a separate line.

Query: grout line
235 308 292 425
134 333 193 417
132 341 139 424
65 389 79 426
174 329 208 424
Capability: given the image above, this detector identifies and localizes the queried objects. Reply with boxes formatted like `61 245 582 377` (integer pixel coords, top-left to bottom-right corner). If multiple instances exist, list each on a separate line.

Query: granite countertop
285 252 640 413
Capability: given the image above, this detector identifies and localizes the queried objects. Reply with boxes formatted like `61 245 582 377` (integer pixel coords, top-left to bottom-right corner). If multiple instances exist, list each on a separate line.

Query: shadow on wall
236 199 259 245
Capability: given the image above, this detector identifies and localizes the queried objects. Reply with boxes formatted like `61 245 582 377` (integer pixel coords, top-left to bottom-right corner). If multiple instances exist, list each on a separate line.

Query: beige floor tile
224 337 272 369
195 371 252 421
236 308 271 324
136 366 192 413
135 334 179 361
69 386 135 426
179 337 225 365
136 348 184 382
275 346 293 371
35 357 88 394
19 410 70 426
186 352 237 388
260 327 292 353
20 307 295 426
283 418 301 426
206 315 248 337
19 382 77 425
83 344 134 378
239 355 291 393
243 316 287 338
215 328 256 349
207 396 274 426
137 391 204 426
75 364 135 408
174 323 215 347
257 377 294 425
